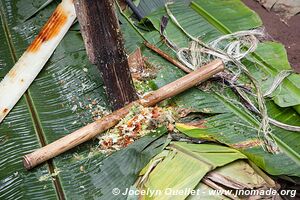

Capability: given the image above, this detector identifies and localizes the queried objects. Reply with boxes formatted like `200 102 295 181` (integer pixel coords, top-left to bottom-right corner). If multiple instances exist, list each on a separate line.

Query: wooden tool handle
23 59 224 170
141 59 224 106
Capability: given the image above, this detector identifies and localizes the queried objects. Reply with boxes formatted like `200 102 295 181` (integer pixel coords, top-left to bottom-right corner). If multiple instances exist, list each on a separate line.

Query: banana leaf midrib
142 0 300 109
0 1 17 65
0 1 174 199
169 143 215 169
138 1 300 176
117 2 147 42
214 91 300 167
213 92 260 128
1 0 300 199
190 1 232 34
190 0 300 109
189 1 300 169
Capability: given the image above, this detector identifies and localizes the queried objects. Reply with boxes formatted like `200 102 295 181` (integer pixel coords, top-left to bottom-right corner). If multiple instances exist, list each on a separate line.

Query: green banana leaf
142 0 300 111
134 142 276 200
55 134 167 200
124 0 300 177
0 0 167 199
137 0 192 17
0 97 57 199
1 0 300 199
176 79 300 177
176 95 300 177
245 42 300 111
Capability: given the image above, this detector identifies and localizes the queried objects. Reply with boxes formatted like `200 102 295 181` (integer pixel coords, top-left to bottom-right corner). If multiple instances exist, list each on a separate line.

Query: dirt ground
242 0 300 72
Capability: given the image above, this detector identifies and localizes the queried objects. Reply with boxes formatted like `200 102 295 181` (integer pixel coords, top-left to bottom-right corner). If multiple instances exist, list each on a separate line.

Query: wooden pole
23 60 224 170
144 41 193 73
74 0 138 110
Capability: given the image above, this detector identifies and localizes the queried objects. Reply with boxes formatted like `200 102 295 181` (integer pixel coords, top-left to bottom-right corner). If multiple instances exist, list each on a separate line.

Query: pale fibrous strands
164 2 299 153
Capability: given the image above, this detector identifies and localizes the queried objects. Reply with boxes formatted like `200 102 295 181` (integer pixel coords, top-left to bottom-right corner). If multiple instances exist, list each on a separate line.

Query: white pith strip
0 0 76 123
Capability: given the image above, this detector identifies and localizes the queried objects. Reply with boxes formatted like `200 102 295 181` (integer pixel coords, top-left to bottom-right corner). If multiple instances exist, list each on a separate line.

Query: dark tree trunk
74 0 138 110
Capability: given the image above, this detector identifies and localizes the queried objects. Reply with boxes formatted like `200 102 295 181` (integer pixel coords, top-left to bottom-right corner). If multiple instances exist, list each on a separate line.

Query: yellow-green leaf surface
136 142 275 200
138 142 246 200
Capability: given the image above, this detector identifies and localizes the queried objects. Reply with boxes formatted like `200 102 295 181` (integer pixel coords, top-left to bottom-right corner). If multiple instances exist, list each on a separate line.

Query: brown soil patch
243 0 300 72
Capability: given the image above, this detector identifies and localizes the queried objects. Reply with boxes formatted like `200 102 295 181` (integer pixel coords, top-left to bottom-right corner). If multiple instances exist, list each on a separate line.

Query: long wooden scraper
23 60 225 170
0 0 76 123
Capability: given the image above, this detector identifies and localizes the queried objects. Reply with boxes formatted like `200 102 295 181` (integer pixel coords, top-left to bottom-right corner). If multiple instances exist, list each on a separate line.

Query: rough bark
74 0 138 110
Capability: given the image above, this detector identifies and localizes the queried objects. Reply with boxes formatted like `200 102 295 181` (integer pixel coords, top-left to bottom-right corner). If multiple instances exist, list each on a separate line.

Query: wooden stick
144 41 193 73
23 59 224 170
74 0 138 110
